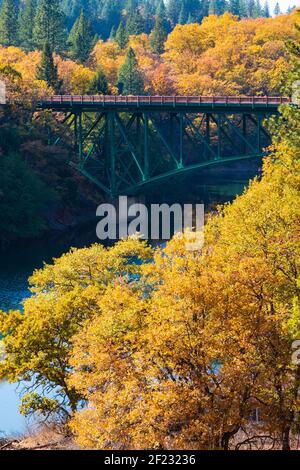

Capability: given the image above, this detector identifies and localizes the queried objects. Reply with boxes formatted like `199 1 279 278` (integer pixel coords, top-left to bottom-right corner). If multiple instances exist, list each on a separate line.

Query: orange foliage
1 11 299 98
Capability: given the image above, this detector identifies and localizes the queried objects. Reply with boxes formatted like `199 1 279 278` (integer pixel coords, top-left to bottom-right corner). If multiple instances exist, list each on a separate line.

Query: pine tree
115 21 128 49
209 0 226 15
200 0 210 20
19 0 37 50
156 0 166 17
125 0 139 14
33 0 66 52
167 0 181 26
117 47 144 95
68 9 96 62
209 0 218 14
187 13 194 23
262 1 270 17
178 1 188 24
0 0 18 46
150 11 168 55
36 41 62 92
247 0 255 17
229 0 241 16
144 0 155 33
126 10 145 36
274 2 281 16
89 67 110 95
109 25 116 40
239 0 248 17
101 0 122 38
253 0 262 17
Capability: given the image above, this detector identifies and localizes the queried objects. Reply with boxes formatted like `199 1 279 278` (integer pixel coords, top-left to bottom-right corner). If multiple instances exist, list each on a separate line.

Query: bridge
37 95 290 197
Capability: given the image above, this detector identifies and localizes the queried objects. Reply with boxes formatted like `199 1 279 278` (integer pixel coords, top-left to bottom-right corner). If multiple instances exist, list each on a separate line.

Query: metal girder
45 106 274 197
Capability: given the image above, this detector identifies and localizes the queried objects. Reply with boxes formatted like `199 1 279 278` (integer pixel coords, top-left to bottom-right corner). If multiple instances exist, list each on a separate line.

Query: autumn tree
69 12 300 451
0 239 153 421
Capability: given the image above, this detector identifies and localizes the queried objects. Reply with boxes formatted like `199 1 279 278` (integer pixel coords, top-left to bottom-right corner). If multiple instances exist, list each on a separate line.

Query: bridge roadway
37 95 290 113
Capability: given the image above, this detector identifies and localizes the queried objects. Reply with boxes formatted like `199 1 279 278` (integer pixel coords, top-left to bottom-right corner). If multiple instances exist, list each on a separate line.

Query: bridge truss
37 96 289 197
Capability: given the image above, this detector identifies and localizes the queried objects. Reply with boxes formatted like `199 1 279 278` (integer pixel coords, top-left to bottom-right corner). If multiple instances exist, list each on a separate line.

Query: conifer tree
126 10 145 36
89 66 110 95
274 2 281 16
115 21 128 49
167 0 181 26
117 47 144 95
209 0 226 15
125 0 139 14
68 9 96 62
150 11 168 55
33 0 66 52
0 0 18 46
19 0 37 50
229 0 241 16
209 0 218 15
109 25 116 40
253 0 262 17
101 0 122 38
178 1 188 24
262 0 270 17
144 0 155 33
36 41 62 92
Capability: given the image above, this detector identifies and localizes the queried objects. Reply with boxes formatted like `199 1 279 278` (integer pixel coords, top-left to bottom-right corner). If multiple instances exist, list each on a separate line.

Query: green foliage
167 0 181 26
118 47 144 94
68 9 96 62
0 0 292 51
0 0 18 46
20 393 65 422
0 239 153 418
115 21 128 50
18 0 37 51
150 12 168 54
33 0 66 52
274 2 281 16
126 10 145 36
36 41 62 92
0 152 54 245
89 66 110 94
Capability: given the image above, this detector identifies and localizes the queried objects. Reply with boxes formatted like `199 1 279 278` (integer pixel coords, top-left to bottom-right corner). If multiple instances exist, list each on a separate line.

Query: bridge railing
42 95 291 106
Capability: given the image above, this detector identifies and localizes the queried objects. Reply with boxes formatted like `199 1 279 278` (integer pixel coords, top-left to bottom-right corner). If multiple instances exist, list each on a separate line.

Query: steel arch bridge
37 95 290 197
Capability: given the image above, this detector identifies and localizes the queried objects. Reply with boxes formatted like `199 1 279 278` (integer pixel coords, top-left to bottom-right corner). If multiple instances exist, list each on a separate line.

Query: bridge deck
38 95 290 112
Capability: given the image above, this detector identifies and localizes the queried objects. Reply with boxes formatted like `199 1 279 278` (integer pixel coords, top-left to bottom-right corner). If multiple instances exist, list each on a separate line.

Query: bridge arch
37 95 288 197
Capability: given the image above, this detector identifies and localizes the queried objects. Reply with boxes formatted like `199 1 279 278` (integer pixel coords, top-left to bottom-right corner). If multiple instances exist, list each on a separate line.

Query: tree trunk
282 426 291 451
